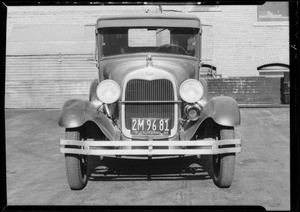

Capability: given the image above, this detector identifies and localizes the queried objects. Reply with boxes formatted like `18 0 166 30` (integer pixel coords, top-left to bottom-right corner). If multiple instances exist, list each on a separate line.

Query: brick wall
207 77 281 104
6 5 289 77
190 5 289 77
6 6 158 38
5 5 288 108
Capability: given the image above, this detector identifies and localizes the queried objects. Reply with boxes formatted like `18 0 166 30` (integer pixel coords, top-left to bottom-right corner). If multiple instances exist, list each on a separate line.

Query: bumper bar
59 139 241 156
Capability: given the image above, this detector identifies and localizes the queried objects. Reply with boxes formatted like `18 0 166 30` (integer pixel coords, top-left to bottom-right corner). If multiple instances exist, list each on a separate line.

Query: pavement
5 108 290 210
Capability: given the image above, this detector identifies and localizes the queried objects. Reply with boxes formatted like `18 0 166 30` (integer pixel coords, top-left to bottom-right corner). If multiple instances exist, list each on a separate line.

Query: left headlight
96 80 121 104
179 79 204 103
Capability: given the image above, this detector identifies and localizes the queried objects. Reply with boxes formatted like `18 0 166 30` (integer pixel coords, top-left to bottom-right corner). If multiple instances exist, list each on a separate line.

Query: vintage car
59 14 241 190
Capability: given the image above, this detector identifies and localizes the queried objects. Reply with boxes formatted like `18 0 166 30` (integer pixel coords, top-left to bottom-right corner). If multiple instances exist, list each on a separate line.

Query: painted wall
5 5 289 108
6 5 289 77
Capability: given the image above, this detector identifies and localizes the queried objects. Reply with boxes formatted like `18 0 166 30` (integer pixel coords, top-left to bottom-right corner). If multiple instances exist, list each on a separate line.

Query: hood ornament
146 53 153 67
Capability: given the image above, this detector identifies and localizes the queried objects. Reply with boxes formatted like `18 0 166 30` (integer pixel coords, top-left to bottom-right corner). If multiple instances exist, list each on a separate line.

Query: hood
101 54 198 86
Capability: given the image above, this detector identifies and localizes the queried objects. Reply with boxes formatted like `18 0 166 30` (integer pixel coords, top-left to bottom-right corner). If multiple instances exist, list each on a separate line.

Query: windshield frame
97 27 200 60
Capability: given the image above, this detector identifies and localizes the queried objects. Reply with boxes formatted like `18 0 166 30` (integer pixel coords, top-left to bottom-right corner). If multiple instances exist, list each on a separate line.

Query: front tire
65 128 88 190
212 127 236 188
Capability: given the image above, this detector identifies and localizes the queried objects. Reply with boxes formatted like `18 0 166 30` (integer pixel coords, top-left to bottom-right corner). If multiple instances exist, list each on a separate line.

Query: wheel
212 126 236 188
64 128 88 190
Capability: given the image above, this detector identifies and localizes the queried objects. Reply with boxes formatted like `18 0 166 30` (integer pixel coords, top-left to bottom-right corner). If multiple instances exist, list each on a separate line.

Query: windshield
100 27 198 57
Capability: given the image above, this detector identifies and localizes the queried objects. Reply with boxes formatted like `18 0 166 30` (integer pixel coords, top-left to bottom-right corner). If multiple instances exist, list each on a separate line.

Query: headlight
179 79 204 103
96 80 121 104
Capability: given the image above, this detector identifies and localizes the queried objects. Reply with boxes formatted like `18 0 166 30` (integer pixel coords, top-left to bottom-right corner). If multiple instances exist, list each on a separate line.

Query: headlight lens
96 80 121 104
179 79 204 103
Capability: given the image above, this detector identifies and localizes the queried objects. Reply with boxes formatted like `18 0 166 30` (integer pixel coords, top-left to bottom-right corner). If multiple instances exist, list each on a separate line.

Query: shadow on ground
87 155 214 181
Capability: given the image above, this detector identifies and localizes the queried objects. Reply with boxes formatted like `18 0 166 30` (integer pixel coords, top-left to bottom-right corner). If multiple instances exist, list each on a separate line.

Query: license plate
131 118 170 135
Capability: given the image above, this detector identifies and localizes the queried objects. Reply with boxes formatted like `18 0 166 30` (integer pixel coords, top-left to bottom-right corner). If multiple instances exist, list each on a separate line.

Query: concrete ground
5 108 290 210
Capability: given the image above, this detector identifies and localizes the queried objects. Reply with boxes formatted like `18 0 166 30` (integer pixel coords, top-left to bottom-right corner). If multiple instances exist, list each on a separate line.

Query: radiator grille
124 79 175 129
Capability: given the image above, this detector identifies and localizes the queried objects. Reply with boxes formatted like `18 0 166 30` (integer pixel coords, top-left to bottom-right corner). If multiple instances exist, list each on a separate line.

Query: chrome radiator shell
120 67 179 139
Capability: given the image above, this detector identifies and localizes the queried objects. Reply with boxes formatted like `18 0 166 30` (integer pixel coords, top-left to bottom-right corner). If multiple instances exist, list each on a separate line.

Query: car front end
58 14 241 190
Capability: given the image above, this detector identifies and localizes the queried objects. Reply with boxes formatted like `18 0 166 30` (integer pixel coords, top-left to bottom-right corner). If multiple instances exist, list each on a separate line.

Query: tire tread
213 127 236 188
64 128 88 190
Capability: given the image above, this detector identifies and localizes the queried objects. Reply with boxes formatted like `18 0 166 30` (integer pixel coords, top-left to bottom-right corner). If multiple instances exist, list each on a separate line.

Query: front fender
181 96 240 140
58 99 89 128
58 99 119 141
202 96 241 126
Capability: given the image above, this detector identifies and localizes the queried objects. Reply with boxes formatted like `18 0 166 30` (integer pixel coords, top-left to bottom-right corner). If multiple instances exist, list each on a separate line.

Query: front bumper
59 139 241 156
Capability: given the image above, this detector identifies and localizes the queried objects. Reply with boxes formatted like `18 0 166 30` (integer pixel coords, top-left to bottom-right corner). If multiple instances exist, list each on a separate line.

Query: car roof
96 14 201 29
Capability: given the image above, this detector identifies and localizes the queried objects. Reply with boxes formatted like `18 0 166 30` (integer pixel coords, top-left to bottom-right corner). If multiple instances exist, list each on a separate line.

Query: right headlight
179 79 204 103
96 80 121 104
